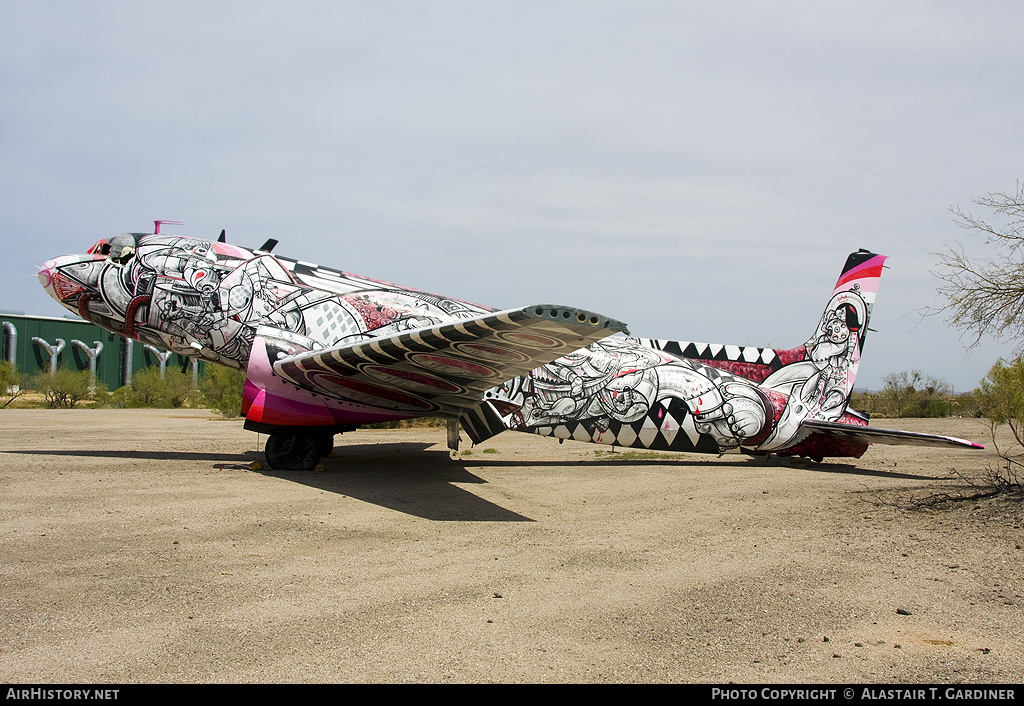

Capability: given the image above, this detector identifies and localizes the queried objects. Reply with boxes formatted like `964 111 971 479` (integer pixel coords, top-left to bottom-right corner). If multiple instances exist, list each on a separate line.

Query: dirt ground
0 409 1021 684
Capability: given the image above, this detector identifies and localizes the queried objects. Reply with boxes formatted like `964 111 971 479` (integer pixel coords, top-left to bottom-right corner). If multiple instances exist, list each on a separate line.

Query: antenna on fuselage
218 230 226 243
154 220 182 234
258 239 278 253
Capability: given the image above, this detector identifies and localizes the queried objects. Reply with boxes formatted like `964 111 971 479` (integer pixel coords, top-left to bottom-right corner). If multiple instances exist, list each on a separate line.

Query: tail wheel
264 433 321 471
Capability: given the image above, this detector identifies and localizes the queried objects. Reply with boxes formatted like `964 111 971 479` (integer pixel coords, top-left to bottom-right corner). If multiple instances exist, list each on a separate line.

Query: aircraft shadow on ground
2 443 529 522
3 442 936 521
252 442 534 522
2 448 249 463
451 450 934 481
255 441 938 520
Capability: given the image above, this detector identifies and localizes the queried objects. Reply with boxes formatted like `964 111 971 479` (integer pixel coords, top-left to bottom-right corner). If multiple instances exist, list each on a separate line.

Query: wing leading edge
272 304 628 420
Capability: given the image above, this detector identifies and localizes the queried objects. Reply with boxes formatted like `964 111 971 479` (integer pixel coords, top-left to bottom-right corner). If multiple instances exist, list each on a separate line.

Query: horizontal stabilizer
272 304 628 418
799 419 984 450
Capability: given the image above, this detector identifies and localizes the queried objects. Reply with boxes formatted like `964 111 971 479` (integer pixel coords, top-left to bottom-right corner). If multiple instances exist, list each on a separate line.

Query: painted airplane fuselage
38 231 883 460
40 234 494 371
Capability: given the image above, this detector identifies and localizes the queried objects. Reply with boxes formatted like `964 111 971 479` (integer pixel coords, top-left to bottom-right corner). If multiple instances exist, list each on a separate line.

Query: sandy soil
0 409 1020 684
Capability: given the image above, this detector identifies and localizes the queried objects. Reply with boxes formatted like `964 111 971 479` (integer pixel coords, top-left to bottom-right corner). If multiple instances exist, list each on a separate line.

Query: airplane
37 222 982 470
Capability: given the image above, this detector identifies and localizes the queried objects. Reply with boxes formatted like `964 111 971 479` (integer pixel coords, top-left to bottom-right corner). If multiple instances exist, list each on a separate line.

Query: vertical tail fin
793 249 887 420
825 250 887 351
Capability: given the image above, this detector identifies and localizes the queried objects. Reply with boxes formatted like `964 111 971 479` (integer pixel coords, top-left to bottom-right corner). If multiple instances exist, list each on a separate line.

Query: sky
2 1 1023 392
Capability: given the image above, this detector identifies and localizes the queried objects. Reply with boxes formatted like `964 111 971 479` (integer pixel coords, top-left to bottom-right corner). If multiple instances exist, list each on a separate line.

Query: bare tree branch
929 182 1024 350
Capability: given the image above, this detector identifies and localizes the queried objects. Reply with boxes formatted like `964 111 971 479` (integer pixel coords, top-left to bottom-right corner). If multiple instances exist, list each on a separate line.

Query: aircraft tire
264 433 321 471
316 433 335 459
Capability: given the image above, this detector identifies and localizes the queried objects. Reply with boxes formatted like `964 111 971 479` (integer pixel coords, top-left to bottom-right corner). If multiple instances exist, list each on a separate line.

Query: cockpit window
87 239 110 256
106 234 137 265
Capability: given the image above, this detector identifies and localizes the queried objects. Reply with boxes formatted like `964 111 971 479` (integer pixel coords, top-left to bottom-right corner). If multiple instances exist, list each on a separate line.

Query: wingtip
522 304 628 333
946 436 985 450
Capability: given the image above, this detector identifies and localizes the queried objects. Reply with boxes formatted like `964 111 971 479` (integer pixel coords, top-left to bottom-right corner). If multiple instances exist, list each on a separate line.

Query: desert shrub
200 364 246 417
32 368 93 409
977 358 1024 429
876 370 953 418
108 366 197 408
162 368 196 408
126 366 169 406
98 385 131 408
920 400 953 418
976 357 1024 477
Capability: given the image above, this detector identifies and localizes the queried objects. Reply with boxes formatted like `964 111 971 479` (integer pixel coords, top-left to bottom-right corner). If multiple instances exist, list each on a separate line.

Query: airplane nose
38 254 95 303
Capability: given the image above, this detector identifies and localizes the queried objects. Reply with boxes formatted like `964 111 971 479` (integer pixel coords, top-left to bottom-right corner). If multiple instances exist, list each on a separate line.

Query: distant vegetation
0 362 246 415
850 369 980 419
1 360 445 424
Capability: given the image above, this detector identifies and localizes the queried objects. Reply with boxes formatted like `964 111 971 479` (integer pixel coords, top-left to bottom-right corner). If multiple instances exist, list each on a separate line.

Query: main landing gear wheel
264 433 331 471
316 434 335 459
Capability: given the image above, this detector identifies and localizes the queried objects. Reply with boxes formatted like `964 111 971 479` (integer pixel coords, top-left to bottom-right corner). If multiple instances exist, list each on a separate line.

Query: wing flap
272 304 627 418
799 419 984 449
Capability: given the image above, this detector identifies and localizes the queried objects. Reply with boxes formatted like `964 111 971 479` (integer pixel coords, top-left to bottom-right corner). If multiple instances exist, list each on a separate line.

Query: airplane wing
272 304 628 419
799 419 984 449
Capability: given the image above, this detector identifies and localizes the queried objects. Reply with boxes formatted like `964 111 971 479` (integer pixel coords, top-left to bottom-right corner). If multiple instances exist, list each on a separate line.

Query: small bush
105 366 198 408
977 357 1024 473
200 365 246 417
127 367 170 407
32 368 94 409
98 385 131 409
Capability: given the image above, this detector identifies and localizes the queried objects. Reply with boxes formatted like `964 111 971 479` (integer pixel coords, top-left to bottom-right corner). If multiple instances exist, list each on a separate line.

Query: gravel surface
0 409 1021 683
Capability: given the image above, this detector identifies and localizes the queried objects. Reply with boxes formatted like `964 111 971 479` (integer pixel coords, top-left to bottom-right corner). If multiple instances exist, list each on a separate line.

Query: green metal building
1 311 202 389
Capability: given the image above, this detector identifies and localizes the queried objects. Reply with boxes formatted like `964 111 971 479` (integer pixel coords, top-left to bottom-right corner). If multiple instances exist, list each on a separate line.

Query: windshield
86 234 138 264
